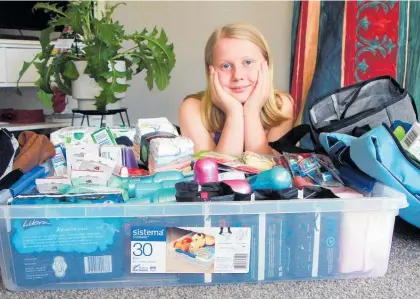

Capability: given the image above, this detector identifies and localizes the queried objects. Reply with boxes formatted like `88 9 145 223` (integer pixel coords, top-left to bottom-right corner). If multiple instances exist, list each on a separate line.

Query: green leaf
54 68 72 95
104 2 126 23
96 79 115 110
100 71 113 79
63 61 79 80
150 58 170 90
98 23 124 46
39 27 54 54
115 70 127 79
16 58 38 95
33 2 68 18
33 61 46 74
37 90 53 108
128 27 176 90
113 82 130 93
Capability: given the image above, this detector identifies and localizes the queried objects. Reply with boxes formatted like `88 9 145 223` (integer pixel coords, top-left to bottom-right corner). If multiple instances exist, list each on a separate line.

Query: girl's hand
209 66 243 116
244 61 269 113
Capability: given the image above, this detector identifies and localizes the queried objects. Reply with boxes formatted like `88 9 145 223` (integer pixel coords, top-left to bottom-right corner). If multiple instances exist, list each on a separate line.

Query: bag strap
340 76 401 120
268 124 325 154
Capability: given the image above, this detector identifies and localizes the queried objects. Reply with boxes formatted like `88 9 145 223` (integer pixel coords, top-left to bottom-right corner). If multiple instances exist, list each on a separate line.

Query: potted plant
16 0 176 112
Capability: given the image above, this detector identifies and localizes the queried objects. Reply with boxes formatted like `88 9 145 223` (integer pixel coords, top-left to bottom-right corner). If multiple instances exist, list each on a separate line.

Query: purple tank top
214 131 221 145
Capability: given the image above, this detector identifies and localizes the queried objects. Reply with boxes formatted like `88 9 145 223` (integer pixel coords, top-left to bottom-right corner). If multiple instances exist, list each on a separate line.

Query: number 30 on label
132 242 153 257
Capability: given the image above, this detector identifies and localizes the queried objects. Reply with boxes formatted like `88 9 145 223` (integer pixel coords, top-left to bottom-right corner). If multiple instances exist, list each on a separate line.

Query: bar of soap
242 151 275 170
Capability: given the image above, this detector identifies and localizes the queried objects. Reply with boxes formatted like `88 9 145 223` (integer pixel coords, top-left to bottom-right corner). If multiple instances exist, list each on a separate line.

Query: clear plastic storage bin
0 183 407 292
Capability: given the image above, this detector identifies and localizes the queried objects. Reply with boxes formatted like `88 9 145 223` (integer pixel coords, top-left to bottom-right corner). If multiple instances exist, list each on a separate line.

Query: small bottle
193 158 219 185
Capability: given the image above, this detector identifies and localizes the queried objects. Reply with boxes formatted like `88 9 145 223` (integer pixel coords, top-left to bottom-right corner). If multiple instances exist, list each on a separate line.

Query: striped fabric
290 0 420 128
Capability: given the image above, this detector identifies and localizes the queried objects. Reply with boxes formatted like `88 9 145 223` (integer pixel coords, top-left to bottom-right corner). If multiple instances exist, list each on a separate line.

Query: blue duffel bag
319 124 420 228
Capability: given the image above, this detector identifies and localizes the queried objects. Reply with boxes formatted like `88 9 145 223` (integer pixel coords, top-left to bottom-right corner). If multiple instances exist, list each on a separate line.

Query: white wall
0 1 294 127
112 0 294 126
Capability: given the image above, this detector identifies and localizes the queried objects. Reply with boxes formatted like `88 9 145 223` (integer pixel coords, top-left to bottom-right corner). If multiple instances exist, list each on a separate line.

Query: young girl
179 22 294 156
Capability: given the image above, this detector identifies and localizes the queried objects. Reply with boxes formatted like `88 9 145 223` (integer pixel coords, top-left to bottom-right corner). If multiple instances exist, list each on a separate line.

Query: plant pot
71 60 127 110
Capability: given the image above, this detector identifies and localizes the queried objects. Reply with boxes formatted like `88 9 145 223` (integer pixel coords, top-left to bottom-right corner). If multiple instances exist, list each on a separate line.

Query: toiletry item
66 144 99 173
248 166 292 191
242 151 275 170
65 185 129 201
313 154 344 184
10 192 125 205
393 126 406 141
194 158 219 185
390 120 412 133
78 153 116 181
9 165 50 197
122 147 137 168
284 153 321 178
100 145 123 166
131 186 177 203
127 170 186 197
50 126 98 146
35 176 72 194
113 166 149 178
70 169 109 187
338 165 376 196
133 180 181 198
127 168 149 176
136 117 179 164
174 181 251 202
293 175 314 189
221 179 251 194
90 127 116 146
51 144 67 176
401 122 420 161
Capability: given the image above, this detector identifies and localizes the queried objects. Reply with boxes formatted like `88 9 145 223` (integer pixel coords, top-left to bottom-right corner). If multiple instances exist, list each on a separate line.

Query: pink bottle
193 158 219 185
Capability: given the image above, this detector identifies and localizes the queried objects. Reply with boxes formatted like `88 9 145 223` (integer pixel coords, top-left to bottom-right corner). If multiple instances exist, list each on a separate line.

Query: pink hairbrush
193 158 219 185
222 179 251 194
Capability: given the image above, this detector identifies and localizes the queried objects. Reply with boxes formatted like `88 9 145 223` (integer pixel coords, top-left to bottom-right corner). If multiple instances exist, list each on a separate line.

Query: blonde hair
189 22 293 133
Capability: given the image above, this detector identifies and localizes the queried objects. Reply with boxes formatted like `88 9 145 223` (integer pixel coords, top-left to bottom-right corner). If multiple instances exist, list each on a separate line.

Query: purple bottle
193 158 219 185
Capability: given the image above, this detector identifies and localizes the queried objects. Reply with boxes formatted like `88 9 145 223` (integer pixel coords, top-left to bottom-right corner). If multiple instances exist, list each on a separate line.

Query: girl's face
212 37 267 104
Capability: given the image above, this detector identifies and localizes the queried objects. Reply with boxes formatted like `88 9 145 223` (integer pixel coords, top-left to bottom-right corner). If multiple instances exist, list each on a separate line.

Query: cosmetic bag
319 124 420 229
308 75 417 138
